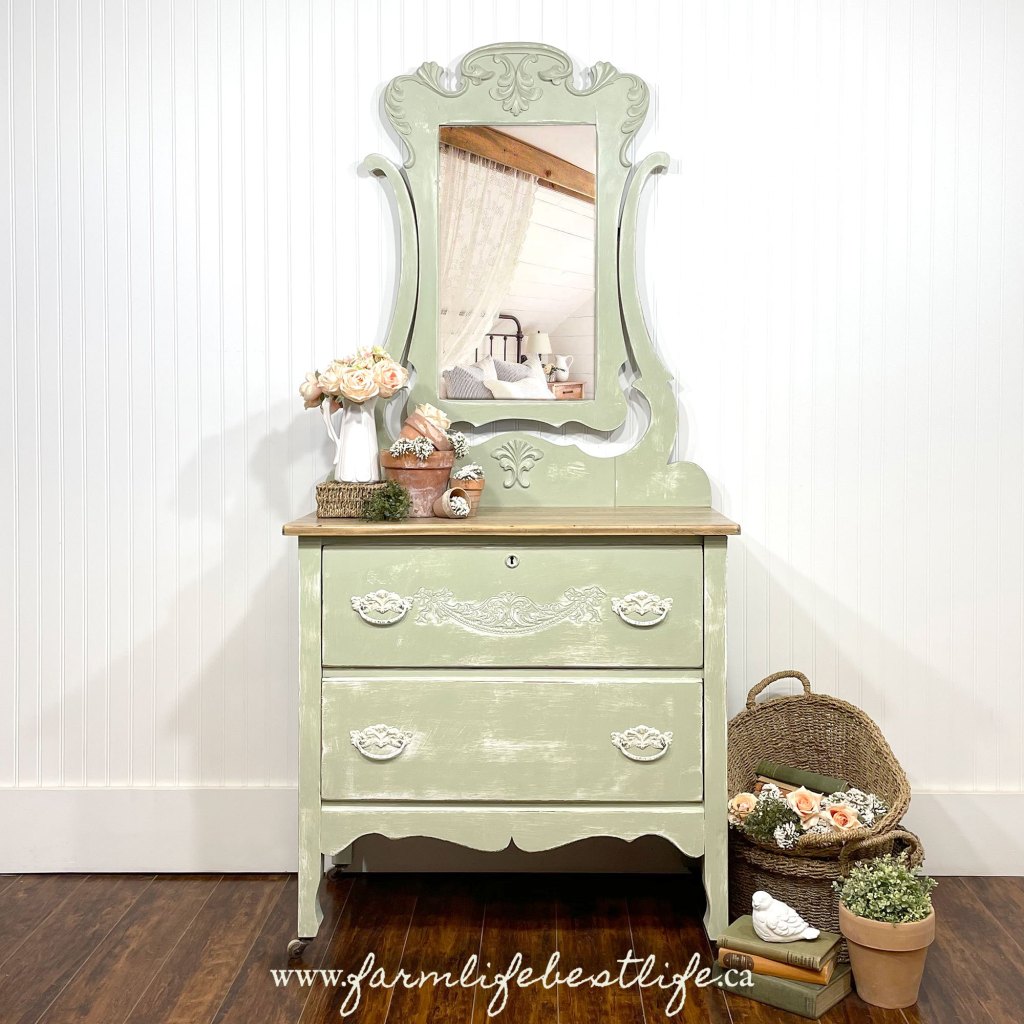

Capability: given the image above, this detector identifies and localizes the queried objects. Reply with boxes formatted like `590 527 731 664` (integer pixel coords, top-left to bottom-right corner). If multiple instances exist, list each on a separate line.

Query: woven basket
315 480 387 519
728 670 911 858
729 829 924 962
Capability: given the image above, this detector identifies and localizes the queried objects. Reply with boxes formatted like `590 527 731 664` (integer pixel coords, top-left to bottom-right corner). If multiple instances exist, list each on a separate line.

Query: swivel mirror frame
366 43 711 507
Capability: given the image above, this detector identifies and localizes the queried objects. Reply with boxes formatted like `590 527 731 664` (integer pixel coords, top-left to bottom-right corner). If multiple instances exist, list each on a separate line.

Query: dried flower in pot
432 487 471 519
833 837 936 1009
451 463 485 516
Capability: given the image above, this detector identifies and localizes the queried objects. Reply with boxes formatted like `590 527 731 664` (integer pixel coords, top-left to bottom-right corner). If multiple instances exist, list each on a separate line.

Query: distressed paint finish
701 536 729 940
321 541 704 668
321 674 703 803
297 540 324 940
614 153 712 507
287 42 741 949
320 804 706 861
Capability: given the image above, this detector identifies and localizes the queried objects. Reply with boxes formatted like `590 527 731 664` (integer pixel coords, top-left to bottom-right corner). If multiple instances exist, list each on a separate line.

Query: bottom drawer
321 673 703 803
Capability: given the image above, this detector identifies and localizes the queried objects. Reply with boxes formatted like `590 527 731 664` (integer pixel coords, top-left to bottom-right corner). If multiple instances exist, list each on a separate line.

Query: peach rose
299 371 324 409
339 367 379 404
318 361 346 396
415 403 451 431
826 803 861 831
728 792 757 825
373 359 409 398
786 786 824 824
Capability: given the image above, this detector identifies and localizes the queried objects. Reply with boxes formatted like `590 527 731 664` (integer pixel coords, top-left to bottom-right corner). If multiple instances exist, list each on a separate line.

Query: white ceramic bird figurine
751 890 821 942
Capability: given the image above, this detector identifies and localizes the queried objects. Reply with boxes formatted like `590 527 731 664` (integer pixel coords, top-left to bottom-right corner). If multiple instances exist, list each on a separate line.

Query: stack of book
715 916 851 1019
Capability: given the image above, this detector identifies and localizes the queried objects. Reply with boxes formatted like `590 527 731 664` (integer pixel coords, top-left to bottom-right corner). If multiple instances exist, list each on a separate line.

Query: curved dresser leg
702 852 728 941
297 843 323 941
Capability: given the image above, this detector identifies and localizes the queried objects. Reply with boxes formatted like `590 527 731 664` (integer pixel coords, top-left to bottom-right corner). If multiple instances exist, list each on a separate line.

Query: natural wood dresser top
283 506 741 538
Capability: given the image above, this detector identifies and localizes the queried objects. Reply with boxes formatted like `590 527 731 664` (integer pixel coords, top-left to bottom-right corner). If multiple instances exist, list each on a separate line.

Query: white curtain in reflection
438 145 537 367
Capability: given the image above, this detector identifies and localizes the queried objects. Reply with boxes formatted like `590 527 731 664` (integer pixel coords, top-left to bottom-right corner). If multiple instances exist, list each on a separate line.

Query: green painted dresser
283 505 739 948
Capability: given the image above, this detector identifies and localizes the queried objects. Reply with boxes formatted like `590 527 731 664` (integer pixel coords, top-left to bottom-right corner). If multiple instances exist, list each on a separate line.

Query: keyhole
505 554 519 569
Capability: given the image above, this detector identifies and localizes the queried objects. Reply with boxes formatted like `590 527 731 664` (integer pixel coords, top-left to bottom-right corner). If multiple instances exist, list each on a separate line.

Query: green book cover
756 759 849 795
718 963 852 1019
716 916 841 971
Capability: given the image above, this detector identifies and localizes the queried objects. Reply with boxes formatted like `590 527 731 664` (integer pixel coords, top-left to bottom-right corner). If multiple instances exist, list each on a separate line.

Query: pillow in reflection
442 364 493 400
493 359 534 383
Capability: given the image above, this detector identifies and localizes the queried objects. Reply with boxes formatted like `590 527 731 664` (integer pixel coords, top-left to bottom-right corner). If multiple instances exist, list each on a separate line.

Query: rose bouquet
300 346 409 409
728 784 888 851
299 347 409 484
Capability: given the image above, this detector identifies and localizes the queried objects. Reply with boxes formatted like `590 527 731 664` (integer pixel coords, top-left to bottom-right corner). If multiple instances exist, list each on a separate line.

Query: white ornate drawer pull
350 724 414 761
351 589 413 626
611 590 674 627
611 725 674 762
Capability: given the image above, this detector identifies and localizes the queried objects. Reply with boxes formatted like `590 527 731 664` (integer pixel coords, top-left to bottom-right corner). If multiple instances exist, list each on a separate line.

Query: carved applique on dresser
491 440 544 489
412 585 607 637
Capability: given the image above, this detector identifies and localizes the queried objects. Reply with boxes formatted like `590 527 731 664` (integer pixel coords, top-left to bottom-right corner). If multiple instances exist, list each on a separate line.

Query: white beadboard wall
2 0 1023 874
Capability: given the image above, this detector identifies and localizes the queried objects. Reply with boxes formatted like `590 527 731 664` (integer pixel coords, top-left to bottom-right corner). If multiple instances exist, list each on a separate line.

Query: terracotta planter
432 487 470 519
450 477 485 516
839 905 935 1009
399 413 452 450
379 449 455 517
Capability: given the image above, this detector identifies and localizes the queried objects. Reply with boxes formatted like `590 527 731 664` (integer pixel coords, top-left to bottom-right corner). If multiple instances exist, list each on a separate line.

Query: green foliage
833 853 936 924
362 481 411 522
742 797 801 846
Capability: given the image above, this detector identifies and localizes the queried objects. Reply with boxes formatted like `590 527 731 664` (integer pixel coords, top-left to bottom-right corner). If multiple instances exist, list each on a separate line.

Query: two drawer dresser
284 40 741 952
283 506 739 950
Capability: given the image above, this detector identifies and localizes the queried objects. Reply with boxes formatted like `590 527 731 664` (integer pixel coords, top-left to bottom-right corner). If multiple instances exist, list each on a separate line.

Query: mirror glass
437 124 596 402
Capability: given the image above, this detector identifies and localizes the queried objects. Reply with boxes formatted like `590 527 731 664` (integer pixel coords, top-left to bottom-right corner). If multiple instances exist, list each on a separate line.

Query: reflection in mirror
437 124 596 402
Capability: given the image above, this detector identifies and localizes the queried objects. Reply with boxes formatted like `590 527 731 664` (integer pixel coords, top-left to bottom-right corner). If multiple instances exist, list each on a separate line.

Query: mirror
437 124 596 402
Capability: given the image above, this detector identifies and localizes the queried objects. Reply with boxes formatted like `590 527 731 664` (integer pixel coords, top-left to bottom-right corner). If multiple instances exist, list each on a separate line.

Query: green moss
362 480 412 522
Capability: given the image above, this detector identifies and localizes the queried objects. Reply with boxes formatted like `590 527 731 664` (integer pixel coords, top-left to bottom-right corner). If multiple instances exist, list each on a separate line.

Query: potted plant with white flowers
450 463 485 515
833 837 936 1009
379 404 468 517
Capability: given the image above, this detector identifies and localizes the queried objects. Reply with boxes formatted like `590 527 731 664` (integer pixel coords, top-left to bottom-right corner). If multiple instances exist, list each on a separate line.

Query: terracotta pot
399 413 452 450
432 487 470 519
839 905 935 1009
450 476 485 516
379 449 455 517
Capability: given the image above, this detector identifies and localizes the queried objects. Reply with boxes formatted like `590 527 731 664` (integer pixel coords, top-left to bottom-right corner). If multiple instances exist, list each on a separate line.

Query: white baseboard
1 788 1020 875
0 787 298 874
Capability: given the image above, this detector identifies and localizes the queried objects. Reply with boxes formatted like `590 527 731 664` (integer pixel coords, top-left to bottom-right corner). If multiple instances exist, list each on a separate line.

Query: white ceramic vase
321 396 381 483
551 354 574 381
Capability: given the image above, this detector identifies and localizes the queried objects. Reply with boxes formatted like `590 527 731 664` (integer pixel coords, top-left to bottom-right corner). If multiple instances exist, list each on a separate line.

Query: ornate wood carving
412 585 607 637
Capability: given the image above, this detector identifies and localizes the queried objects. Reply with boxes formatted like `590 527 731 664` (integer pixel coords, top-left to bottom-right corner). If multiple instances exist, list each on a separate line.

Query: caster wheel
287 939 309 958
327 865 345 881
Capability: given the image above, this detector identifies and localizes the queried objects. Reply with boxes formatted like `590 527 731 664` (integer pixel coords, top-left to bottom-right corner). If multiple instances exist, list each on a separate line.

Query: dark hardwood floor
0 871 1018 1023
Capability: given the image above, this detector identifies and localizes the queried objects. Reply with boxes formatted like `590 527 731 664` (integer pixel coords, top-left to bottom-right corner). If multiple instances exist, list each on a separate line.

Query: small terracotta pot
450 476 485 516
379 449 455 517
839 905 935 1009
432 487 470 519
399 413 452 450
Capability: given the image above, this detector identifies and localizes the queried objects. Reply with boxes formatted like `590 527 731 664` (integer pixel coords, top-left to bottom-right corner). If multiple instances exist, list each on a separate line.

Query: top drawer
321 540 703 668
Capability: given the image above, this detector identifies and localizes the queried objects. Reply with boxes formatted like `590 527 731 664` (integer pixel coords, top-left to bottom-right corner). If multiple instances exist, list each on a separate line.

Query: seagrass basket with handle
728 670 911 858
728 829 925 962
